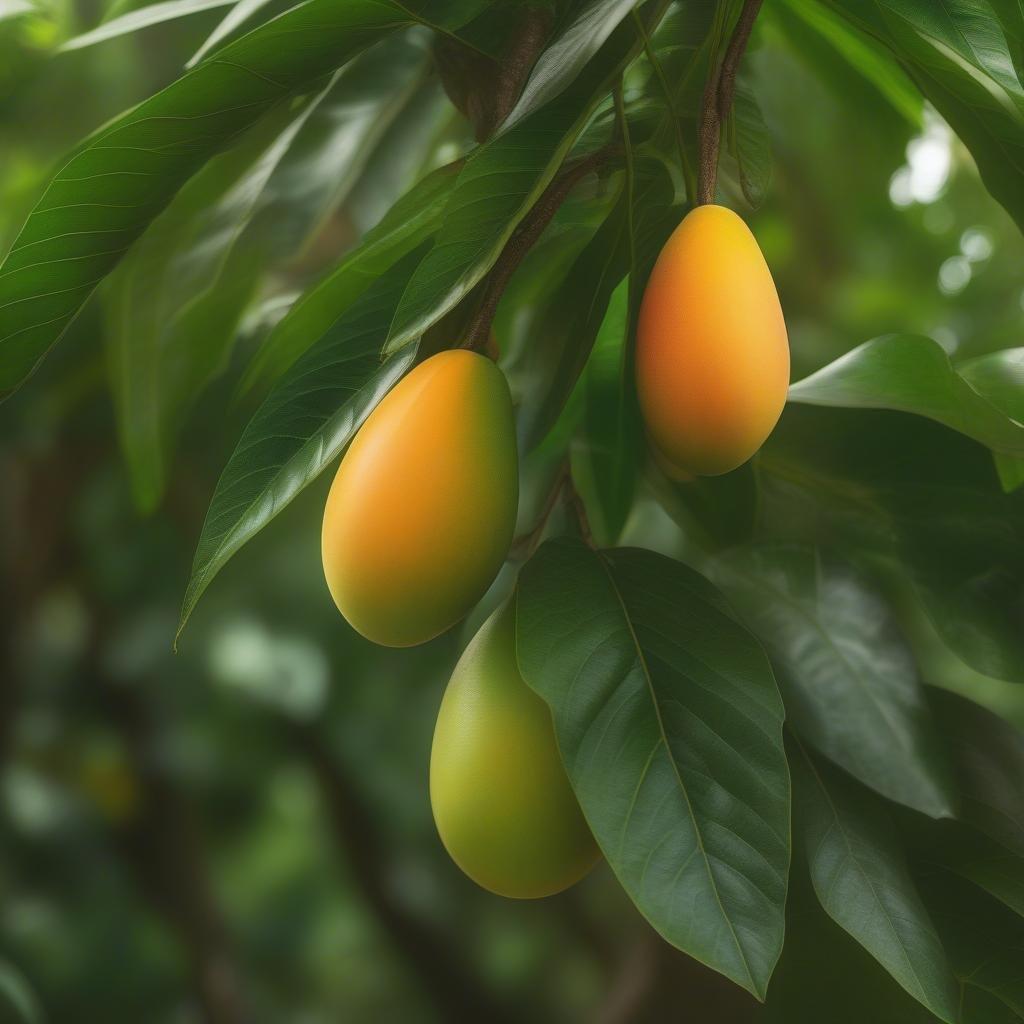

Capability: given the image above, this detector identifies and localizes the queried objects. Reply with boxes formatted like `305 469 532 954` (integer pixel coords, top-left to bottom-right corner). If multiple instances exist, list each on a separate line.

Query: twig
510 460 570 560
462 144 618 352
697 0 764 205
564 471 595 548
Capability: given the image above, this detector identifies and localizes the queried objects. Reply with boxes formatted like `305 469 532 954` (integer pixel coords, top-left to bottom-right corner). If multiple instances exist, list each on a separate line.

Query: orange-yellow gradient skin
430 602 600 899
636 204 790 476
322 350 518 648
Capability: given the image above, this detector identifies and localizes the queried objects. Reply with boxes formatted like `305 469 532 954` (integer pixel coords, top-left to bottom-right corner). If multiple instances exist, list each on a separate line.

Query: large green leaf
499 0 642 131
60 0 235 51
516 539 790 999
791 740 959 1022
239 160 461 395
823 0 1024 232
187 0 277 66
0 0 487 398
176 249 423 641
382 0 670 356
712 545 957 818
760 408 1024 685
959 347 1024 492
932 689 1024 857
919 871 1024 1022
788 335 1024 457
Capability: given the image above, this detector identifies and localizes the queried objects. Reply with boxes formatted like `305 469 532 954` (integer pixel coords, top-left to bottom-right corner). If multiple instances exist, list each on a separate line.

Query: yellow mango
636 204 790 476
430 601 600 899
322 350 518 647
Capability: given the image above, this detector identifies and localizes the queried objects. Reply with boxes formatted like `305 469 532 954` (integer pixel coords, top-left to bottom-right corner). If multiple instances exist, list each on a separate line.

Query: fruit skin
636 204 789 477
430 601 600 899
322 349 518 648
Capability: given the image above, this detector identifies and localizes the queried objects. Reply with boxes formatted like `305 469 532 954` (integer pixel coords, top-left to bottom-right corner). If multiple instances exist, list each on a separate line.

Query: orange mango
322 349 518 647
636 204 789 476
430 601 600 898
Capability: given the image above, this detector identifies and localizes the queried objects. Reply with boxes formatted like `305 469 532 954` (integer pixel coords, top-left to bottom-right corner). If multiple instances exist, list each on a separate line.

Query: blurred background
2 1 1024 1021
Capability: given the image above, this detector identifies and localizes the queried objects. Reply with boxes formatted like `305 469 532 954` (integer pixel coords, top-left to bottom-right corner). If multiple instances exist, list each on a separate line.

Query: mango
430 601 600 898
322 350 518 648
636 204 790 476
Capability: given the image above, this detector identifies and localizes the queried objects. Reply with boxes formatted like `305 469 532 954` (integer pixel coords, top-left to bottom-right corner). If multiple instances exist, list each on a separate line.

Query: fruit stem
564 470 595 548
463 143 619 354
696 0 763 206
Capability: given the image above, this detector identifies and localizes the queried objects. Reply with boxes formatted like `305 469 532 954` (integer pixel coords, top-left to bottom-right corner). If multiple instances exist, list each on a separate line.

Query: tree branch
462 144 618 353
697 0 763 205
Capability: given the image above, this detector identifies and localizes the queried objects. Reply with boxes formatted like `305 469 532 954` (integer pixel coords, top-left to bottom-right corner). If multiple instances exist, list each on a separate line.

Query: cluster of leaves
2 0 1024 1019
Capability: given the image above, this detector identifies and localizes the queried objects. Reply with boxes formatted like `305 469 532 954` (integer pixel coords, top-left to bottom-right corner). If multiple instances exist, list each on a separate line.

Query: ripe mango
636 204 789 476
430 601 600 898
322 350 518 648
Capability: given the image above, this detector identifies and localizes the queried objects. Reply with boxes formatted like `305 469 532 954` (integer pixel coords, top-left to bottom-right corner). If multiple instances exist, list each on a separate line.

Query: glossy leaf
177 249 423 641
60 0 235 51
187 0 277 66
0 0 487 398
791 740 959 1022
239 160 460 394
788 335 1024 457
713 544 957 817
383 1 670 356
499 0 641 132
960 347 1024 492
516 539 790 999
823 0 1024 232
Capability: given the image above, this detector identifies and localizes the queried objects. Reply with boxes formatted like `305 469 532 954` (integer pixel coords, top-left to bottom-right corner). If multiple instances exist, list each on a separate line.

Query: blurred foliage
1 0 1024 1021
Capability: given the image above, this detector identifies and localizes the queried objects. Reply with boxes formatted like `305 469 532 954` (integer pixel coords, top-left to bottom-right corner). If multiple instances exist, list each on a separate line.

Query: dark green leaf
516 539 790 999
788 335 1024 457
919 871 1024 1021
729 77 772 209
60 0 235 51
712 544 957 817
932 689 1024 857
187 0 277 66
383 1 670 355
239 160 460 395
499 0 641 131
823 0 1024 232
176 249 423 641
0 0 487 398
0 960 43 1024
791 740 959 1022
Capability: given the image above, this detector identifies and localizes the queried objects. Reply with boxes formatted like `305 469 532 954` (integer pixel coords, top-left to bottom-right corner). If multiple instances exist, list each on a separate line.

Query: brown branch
510 460 570 560
564 470 595 549
291 721 523 1024
462 144 618 352
697 0 764 205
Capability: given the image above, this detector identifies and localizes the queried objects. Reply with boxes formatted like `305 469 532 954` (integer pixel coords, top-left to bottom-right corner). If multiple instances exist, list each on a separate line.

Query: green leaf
499 0 642 132
59 0 236 52
932 689 1024 857
760 408 1024 686
516 539 790 999
729 77 772 209
176 249 423 641
778 0 923 125
712 544 957 818
239 160 461 395
0 0 488 398
187 0 276 67
919 871 1024 1022
823 0 1024 232
382 1 670 356
922 824 1024 921
788 335 1024 457
791 740 960 1022
959 348 1024 490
